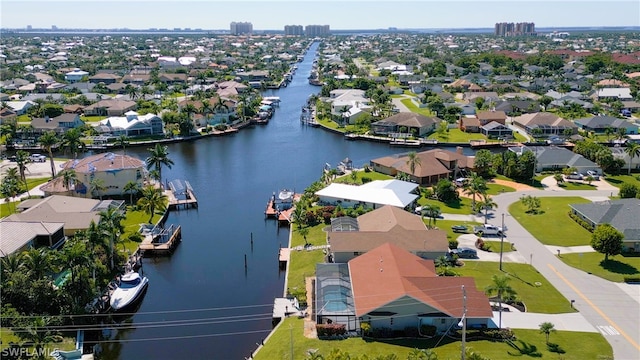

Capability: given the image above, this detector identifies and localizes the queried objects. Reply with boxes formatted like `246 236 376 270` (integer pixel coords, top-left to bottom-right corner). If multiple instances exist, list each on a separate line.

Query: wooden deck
138 224 182 256
165 189 198 209
278 247 290 270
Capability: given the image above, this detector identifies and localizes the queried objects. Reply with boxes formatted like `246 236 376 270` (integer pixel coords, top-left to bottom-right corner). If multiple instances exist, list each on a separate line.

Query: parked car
454 178 468 187
565 172 583 180
451 225 468 233
586 170 600 181
29 153 47 163
449 247 477 259
473 224 505 236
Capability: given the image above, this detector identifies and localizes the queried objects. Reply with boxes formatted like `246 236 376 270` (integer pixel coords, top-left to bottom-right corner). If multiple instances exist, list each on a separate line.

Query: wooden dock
138 224 182 256
165 188 198 209
278 247 290 270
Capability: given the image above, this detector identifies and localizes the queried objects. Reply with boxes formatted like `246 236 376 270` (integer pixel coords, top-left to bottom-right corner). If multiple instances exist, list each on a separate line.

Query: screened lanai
315 263 359 331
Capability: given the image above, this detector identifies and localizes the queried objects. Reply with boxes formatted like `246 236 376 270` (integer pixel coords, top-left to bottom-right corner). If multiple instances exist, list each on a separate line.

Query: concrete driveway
455 234 528 263
540 175 620 192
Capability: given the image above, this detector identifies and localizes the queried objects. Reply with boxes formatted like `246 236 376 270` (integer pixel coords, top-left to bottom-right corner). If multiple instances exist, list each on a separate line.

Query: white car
29 154 47 162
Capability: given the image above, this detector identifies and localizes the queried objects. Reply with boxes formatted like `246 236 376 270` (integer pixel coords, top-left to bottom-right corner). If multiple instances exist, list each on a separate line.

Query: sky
1 0 639 30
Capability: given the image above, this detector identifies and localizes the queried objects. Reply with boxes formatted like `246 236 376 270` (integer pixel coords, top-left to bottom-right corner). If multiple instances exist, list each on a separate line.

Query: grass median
508 196 592 246
560 252 640 282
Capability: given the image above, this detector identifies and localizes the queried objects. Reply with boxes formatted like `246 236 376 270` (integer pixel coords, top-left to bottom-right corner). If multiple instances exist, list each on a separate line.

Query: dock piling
244 254 247 269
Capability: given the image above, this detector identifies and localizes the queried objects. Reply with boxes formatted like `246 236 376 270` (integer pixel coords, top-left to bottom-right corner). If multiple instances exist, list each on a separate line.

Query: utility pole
461 285 467 360
499 213 505 271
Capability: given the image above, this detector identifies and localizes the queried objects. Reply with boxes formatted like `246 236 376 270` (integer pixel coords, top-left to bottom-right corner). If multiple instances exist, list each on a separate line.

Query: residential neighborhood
1 20 640 360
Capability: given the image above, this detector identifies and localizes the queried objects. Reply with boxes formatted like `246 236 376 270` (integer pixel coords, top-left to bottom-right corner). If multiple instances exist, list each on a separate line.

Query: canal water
100 42 472 359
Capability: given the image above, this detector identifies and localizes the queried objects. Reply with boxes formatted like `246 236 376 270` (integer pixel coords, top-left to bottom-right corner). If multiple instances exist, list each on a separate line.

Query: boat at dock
109 272 149 312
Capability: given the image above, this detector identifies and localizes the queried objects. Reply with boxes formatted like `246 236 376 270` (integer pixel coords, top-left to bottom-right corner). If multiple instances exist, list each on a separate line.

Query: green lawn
508 197 592 246
334 170 394 184
421 197 473 215
560 252 640 282
25 177 51 190
558 181 598 190
1 327 77 353
429 219 482 241
80 115 107 123
291 223 328 248
121 206 165 253
605 174 640 188
481 240 515 253
485 183 515 195
286 249 325 303
400 98 435 116
254 318 610 360
428 128 487 143
457 262 576 314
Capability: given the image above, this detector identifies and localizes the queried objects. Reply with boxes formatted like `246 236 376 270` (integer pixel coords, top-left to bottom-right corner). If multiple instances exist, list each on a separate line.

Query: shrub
623 276 640 283
619 183 638 199
316 323 346 338
448 239 459 249
360 322 371 336
361 176 372 184
404 326 420 337
568 211 593 231
420 325 437 336
483 328 515 340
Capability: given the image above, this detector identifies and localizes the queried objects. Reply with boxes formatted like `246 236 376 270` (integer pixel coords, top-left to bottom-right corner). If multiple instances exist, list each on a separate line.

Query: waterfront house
315 243 492 332
459 117 480 133
42 153 147 198
96 112 164 137
481 121 513 139
574 115 638 135
0 221 65 257
31 113 84 135
371 113 438 137
508 145 601 173
64 68 89 83
3 194 123 239
476 110 507 126
370 149 474 185
569 198 640 252
512 112 577 137
315 179 419 210
327 205 449 263
83 99 137 116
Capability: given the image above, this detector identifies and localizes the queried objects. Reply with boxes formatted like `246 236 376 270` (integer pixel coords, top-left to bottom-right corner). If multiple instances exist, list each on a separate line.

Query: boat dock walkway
165 179 198 210
138 224 182 256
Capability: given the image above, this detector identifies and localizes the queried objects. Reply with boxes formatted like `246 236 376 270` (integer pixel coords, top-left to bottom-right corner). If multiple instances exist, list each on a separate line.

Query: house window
390 317 393 326
441 319 446 324
136 170 142 180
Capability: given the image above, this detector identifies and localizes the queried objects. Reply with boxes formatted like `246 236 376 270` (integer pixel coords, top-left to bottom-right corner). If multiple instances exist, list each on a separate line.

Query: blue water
97 42 472 360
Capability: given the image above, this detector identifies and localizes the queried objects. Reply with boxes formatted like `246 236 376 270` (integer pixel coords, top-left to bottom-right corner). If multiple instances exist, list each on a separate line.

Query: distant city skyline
1 0 639 31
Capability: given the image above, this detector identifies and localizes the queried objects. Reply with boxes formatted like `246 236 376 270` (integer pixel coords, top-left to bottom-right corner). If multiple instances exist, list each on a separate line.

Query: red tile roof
349 243 492 318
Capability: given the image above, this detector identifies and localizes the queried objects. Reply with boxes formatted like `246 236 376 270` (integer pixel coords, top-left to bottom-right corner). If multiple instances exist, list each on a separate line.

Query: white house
6 100 36 115
315 179 419 209
97 111 164 137
65 68 90 83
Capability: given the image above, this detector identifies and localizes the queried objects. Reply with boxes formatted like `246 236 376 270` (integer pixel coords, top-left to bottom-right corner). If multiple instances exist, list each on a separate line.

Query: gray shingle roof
570 198 640 241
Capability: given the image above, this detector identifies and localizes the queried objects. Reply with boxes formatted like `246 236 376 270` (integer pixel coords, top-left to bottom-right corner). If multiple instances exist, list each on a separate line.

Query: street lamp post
499 213 505 271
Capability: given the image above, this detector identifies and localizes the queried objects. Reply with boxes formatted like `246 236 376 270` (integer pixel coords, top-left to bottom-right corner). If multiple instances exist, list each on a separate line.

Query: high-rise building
230 22 253 35
284 25 304 36
494 22 535 36
305 25 330 37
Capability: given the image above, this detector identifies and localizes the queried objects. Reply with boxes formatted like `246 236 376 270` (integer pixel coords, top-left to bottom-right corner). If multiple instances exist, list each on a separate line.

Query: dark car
449 247 477 259
451 225 468 233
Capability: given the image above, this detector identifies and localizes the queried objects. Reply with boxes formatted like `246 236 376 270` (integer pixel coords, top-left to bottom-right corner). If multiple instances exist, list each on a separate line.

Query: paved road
488 189 640 360
391 95 412 112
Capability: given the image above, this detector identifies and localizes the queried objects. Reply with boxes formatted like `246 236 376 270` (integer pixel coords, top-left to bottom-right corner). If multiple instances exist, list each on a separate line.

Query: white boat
110 272 149 311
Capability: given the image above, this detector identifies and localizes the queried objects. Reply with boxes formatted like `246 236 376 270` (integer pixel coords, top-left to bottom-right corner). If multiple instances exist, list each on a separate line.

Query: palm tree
115 134 130 155
60 169 78 195
145 143 174 187
60 238 91 301
477 196 497 224
624 142 640 175
125 84 139 101
89 177 106 200
485 274 517 329
38 131 59 179
1 252 24 279
298 227 310 246
405 151 421 178
539 322 556 344
123 180 141 204
62 128 85 159
99 207 125 270
1 167 21 212
137 185 168 223
23 248 52 281
19 317 63 360
15 150 31 197
463 172 487 212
